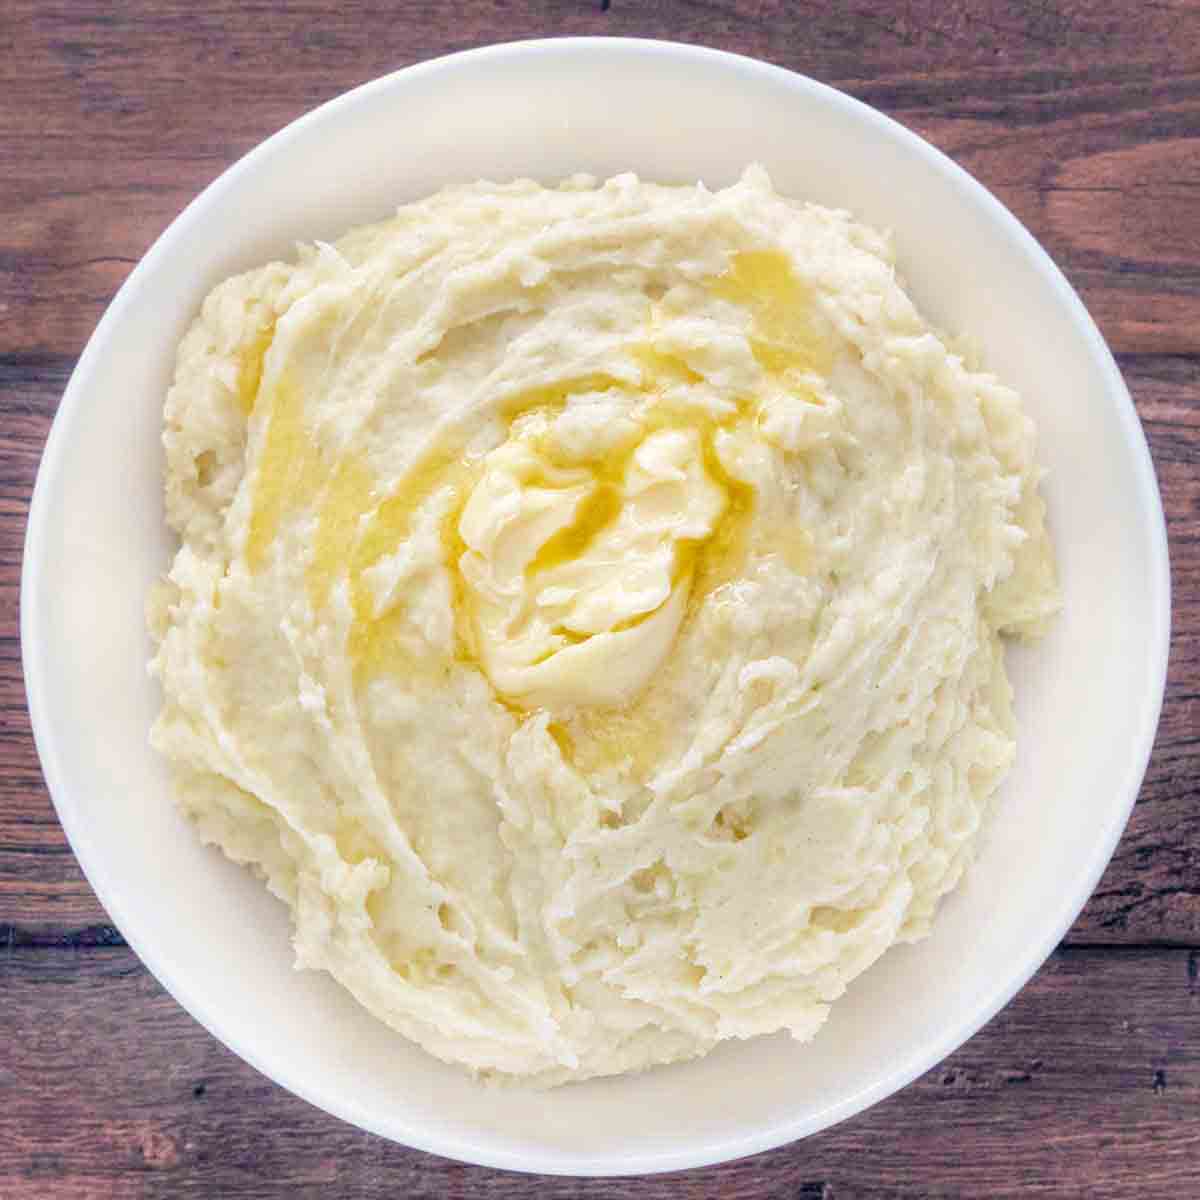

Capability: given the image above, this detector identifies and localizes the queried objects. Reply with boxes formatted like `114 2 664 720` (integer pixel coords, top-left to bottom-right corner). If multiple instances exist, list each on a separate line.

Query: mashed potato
149 167 1059 1084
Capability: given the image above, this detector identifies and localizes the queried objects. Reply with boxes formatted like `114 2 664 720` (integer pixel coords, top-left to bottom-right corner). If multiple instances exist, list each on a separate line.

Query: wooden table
3 3 1197 1195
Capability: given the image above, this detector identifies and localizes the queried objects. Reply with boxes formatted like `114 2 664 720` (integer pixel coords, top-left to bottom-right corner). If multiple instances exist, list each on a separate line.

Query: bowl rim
21 36 1171 1176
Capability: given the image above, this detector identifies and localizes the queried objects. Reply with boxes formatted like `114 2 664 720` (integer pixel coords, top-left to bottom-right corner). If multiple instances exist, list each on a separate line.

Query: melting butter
711 250 832 376
245 373 327 572
309 455 376 611
457 415 728 710
236 321 276 416
242 246 825 717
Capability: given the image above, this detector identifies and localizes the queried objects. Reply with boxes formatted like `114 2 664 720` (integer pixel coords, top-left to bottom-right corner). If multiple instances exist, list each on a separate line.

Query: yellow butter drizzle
343 375 632 682
629 343 704 388
242 247 824 761
308 456 377 611
710 250 832 376
236 321 276 416
244 373 326 572
345 452 477 684
537 253 827 770
524 481 624 579
568 701 671 781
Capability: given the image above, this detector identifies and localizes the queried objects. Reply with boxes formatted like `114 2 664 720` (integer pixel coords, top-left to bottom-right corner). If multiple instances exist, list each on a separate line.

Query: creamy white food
149 167 1059 1084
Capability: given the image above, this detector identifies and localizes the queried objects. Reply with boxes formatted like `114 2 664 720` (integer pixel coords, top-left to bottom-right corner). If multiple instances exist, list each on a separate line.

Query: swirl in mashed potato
149 166 1059 1084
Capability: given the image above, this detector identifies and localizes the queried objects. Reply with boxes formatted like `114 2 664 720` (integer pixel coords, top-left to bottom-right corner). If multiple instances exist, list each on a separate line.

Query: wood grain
3 1 1199 1194
5 2 1200 360
1 944 1197 1198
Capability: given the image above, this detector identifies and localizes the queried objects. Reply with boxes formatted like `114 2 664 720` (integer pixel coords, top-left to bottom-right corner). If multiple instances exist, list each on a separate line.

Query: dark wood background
2 2 1198 1196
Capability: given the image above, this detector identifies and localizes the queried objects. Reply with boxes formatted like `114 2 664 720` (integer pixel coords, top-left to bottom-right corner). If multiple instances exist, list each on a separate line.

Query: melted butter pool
240 248 826 756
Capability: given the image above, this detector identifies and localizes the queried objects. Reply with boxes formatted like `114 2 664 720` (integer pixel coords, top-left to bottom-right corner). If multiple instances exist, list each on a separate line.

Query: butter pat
459 421 727 708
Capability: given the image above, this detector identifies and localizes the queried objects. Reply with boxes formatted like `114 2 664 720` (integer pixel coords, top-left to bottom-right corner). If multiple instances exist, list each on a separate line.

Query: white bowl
23 38 1169 1175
